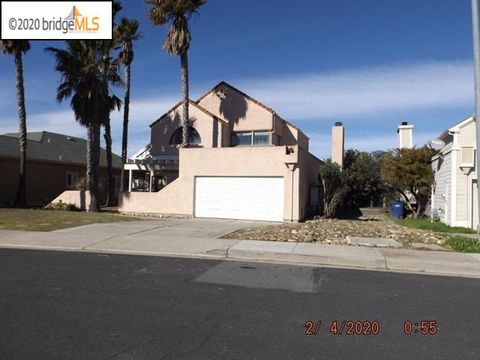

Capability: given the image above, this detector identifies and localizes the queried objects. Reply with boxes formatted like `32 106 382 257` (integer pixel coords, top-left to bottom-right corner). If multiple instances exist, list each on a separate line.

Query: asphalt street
0 249 479 359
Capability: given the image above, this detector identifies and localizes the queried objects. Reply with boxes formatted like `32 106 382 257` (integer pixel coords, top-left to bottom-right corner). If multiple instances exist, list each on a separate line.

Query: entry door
194 177 284 222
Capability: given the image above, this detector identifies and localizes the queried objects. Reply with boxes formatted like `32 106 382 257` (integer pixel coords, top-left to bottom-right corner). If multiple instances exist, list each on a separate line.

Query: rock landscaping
223 216 450 249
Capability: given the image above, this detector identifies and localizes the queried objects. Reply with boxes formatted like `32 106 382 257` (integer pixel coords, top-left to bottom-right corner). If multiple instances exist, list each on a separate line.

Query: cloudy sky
0 0 476 159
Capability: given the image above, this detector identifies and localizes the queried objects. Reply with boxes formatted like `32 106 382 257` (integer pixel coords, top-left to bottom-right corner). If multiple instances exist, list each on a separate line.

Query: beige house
431 116 478 229
119 82 325 222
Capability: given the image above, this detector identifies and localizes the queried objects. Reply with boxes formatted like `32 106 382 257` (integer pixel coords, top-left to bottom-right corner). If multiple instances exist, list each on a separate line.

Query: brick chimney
332 122 345 168
397 121 413 149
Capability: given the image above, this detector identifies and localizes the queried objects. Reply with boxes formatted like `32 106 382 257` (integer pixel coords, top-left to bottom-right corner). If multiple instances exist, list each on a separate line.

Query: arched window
169 126 202 145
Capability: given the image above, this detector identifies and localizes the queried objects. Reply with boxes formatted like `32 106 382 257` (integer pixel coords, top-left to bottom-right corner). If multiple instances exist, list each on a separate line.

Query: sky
0 0 477 159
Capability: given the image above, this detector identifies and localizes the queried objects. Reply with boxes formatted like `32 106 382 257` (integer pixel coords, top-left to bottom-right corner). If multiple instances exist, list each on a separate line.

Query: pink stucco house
119 82 324 222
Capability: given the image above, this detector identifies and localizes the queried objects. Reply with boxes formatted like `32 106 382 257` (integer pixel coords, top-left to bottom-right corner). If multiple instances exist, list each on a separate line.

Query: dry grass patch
0 209 138 232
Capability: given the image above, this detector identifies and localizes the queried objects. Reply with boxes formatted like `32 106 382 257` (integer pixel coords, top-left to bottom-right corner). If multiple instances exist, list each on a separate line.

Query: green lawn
0 209 138 232
396 218 476 234
445 236 480 253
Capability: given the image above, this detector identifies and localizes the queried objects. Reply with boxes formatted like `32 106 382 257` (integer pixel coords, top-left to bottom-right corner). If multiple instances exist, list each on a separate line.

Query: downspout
291 167 294 222
285 162 297 222
271 113 277 145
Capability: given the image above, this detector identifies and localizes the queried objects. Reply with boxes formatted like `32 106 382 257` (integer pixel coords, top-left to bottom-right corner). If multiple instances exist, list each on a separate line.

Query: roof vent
401 121 408 126
335 122 343 126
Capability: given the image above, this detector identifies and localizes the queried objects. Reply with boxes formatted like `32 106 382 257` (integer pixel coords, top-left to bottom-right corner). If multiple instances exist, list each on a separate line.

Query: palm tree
145 0 206 147
46 41 122 212
117 19 141 163
102 83 122 207
0 40 30 208
98 43 122 207
117 18 142 192
101 0 125 205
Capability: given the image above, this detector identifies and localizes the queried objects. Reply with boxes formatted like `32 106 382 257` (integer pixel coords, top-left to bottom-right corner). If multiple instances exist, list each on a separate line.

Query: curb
0 242 479 280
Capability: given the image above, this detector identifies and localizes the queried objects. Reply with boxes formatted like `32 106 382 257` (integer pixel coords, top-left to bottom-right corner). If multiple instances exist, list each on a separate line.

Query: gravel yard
223 216 450 248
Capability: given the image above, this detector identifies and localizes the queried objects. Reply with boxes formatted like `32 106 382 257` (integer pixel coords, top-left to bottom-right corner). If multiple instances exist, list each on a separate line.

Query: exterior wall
331 125 344 167
119 146 317 221
453 120 477 227
0 158 119 207
197 86 274 132
269 115 283 146
398 125 413 149
185 146 320 221
432 118 478 229
49 190 92 210
457 120 476 144
454 156 469 224
150 87 310 154
431 143 452 224
297 147 322 219
296 131 309 152
119 176 192 215
150 104 224 156
277 122 309 151
281 122 301 148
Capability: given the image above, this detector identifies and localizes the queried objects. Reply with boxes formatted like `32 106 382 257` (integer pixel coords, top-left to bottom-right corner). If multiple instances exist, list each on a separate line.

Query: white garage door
194 177 284 221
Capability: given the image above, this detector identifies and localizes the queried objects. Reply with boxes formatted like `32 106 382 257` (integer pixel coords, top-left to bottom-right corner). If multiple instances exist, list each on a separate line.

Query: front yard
0 209 138 232
223 216 480 252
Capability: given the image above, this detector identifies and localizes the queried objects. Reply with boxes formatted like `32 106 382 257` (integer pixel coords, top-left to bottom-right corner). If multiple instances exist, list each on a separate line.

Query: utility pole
471 0 480 232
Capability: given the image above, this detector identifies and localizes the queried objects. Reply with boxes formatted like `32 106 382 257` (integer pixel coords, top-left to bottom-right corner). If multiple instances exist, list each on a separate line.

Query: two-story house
119 82 324 222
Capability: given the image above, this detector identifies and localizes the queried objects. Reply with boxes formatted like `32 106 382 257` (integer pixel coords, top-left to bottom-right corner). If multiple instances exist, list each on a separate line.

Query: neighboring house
120 81 326 222
431 116 478 229
0 131 122 207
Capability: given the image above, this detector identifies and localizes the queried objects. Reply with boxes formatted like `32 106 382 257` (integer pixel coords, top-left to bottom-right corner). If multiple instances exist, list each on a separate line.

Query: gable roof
448 115 475 132
196 81 308 139
435 115 475 142
149 81 309 140
196 81 276 114
149 99 227 128
0 131 122 168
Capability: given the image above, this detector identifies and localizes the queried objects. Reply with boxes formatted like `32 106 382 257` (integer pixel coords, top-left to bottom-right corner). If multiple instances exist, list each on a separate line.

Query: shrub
44 200 80 212
319 160 346 218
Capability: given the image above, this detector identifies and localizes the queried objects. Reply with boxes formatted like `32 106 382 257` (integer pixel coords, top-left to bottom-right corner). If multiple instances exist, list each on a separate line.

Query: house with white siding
431 116 478 229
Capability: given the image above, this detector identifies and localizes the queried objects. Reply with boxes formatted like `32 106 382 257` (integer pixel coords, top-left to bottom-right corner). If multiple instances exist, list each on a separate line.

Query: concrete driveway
0 218 266 257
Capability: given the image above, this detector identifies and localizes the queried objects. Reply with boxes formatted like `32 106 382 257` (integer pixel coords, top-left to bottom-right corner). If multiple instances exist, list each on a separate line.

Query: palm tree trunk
120 63 131 192
180 51 189 147
13 51 27 208
86 126 93 211
104 118 116 206
87 124 101 212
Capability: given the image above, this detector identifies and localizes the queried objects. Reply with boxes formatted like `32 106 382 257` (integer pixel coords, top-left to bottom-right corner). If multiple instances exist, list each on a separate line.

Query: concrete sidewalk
0 220 479 279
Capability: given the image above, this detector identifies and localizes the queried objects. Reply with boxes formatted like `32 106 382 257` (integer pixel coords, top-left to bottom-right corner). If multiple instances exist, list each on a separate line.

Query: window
254 132 269 145
232 131 270 146
65 171 79 188
232 132 252 146
170 127 202 146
